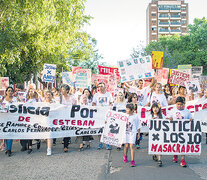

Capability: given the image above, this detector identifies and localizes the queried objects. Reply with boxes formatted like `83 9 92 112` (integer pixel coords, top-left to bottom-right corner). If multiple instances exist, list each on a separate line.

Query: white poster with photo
148 119 202 155
101 110 128 147
62 72 74 86
118 56 154 83
185 79 201 94
42 64 56 82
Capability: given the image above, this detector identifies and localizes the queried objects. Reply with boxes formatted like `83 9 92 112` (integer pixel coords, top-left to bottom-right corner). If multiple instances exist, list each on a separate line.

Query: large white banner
148 119 202 155
101 110 127 147
0 102 109 139
194 109 207 133
138 98 207 133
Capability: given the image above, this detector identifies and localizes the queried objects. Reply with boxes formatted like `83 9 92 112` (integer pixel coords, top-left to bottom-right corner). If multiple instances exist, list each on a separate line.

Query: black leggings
63 137 71 148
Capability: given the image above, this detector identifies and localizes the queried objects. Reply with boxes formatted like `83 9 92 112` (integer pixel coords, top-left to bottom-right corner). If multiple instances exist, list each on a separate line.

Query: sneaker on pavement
97 143 103 150
136 144 140 149
180 159 187 167
123 155 128 163
47 148 52 156
106 144 112 150
131 160 135 167
173 155 178 163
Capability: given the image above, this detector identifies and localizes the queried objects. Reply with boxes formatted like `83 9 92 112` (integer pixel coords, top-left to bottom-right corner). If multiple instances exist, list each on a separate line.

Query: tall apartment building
146 0 188 44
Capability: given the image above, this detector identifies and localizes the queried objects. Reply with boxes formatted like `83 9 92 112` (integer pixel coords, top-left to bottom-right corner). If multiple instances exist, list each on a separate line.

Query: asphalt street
1 134 207 180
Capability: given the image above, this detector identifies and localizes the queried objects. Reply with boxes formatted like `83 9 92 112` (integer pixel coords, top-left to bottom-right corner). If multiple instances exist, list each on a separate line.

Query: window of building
152 13 156 17
182 13 186 17
181 20 186 24
152 27 157 31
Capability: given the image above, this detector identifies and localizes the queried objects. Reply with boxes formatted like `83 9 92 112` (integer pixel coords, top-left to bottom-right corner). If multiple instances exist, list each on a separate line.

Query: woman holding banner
60 84 77 152
44 90 55 155
76 94 93 151
26 88 41 154
2 87 17 157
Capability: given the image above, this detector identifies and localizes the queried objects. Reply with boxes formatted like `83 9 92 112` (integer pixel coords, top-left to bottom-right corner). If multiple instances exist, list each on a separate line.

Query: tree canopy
0 0 97 84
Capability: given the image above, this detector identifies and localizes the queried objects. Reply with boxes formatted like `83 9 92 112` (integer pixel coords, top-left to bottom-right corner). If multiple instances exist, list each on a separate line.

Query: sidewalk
0 137 109 180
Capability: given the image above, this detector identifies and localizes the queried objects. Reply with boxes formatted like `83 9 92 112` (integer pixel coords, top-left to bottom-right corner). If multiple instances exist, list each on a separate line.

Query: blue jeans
6 140 13 151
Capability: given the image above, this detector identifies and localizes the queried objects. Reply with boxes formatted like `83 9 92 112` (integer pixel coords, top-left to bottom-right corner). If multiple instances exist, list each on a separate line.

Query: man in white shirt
92 82 113 150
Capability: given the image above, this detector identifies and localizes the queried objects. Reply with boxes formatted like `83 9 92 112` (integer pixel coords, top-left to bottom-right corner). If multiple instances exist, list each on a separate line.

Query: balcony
159 15 169 19
170 15 181 19
170 22 181 26
158 22 169 27
170 29 181 33
170 8 181 12
159 29 169 34
158 8 169 12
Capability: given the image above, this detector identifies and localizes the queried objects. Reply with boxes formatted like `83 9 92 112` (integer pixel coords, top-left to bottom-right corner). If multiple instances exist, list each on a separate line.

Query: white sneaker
47 148 52 156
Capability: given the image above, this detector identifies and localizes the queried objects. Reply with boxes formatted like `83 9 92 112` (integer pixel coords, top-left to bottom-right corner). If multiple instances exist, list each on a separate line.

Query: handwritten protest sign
92 74 110 90
185 79 201 94
101 110 127 147
192 66 203 79
156 68 169 85
0 77 9 90
98 66 120 77
200 76 207 89
98 65 120 85
0 103 109 139
178 64 192 70
152 51 163 69
148 119 202 155
75 69 91 88
62 72 74 86
169 69 190 86
42 64 56 82
117 56 154 83
178 64 192 78
72 66 82 81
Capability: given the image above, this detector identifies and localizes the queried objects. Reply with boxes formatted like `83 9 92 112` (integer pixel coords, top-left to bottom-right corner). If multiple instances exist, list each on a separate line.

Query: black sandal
27 149 32 154
158 160 162 167
86 145 90 149
78 147 84 152
64 148 68 153
152 155 158 161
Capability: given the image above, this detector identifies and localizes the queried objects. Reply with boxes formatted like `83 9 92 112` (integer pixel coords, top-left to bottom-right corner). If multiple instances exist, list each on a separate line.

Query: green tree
0 0 94 84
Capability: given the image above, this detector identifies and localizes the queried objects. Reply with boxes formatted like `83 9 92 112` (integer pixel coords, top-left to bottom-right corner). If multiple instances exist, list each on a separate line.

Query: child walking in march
167 96 193 167
123 103 142 167
148 103 165 167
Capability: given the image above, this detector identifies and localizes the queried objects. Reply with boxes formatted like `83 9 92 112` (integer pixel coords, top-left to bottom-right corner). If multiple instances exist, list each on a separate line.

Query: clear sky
84 0 207 66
